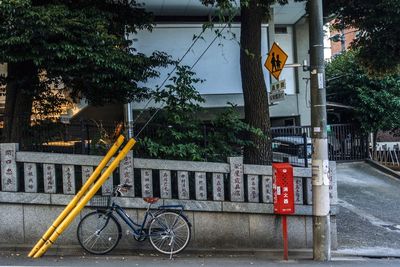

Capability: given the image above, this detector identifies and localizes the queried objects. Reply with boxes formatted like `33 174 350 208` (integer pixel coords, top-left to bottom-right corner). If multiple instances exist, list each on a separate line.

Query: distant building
329 24 357 56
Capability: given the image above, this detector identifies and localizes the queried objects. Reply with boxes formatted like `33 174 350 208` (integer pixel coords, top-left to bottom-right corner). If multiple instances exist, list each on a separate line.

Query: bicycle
77 184 191 258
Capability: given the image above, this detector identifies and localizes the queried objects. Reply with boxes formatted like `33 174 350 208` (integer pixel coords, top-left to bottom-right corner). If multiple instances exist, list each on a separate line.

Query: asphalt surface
336 162 400 256
1 251 400 267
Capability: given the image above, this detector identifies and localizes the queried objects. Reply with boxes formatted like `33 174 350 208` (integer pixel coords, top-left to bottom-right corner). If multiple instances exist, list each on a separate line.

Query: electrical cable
303 77 311 108
190 23 230 70
134 12 238 139
131 20 212 127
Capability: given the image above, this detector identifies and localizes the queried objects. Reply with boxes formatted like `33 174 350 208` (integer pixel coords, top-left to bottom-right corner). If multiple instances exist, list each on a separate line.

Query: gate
271 124 369 166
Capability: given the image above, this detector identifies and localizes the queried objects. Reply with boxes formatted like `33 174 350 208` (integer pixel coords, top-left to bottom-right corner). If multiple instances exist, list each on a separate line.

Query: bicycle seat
120 184 132 189
143 197 159 204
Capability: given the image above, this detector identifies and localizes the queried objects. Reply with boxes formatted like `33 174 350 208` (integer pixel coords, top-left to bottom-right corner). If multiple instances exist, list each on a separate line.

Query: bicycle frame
102 202 186 238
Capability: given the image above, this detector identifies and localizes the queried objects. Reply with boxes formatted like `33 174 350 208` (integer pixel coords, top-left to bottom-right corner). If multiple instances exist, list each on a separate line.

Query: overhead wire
134 9 239 139
131 21 211 127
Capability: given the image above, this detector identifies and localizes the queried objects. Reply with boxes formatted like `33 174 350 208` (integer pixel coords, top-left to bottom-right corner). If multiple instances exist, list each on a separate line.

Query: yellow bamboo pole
33 138 136 258
27 135 125 257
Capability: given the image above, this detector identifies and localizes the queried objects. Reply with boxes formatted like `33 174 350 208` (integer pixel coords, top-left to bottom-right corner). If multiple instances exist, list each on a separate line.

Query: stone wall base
0 203 337 251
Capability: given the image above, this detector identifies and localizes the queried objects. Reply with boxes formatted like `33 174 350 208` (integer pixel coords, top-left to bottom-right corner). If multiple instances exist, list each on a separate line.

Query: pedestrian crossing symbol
264 42 288 80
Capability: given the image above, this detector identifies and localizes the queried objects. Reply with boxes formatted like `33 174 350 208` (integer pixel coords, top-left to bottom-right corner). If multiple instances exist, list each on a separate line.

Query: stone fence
0 143 337 251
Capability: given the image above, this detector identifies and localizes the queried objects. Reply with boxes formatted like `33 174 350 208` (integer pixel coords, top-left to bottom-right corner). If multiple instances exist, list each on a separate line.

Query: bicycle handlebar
113 184 133 196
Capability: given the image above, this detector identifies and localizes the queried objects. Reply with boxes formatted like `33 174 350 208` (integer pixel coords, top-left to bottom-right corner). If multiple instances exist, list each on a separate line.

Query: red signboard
273 163 295 214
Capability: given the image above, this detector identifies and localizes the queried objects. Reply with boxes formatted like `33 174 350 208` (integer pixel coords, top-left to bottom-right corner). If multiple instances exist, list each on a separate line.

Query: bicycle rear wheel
148 211 191 255
77 211 121 255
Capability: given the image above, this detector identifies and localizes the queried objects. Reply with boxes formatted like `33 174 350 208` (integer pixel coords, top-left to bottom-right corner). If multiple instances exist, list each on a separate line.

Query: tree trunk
240 0 272 165
2 62 37 148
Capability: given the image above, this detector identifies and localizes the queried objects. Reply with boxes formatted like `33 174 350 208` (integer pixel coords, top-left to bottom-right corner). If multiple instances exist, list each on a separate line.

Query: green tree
137 66 206 161
326 50 400 148
0 0 170 146
324 0 400 74
136 65 262 162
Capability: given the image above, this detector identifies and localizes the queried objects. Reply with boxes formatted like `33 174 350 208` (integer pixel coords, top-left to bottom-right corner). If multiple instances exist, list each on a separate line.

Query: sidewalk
1 249 400 267
2 246 400 261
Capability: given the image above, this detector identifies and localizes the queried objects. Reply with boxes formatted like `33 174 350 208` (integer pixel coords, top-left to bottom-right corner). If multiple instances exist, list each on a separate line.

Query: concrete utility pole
124 103 134 139
309 0 331 261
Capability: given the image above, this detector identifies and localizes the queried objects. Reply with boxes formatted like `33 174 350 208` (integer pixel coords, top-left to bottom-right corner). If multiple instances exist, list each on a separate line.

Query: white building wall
294 18 311 126
274 26 295 95
132 23 298 97
132 23 305 124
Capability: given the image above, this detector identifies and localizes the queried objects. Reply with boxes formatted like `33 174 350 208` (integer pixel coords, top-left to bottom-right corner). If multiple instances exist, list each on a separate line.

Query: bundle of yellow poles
28 135 136 258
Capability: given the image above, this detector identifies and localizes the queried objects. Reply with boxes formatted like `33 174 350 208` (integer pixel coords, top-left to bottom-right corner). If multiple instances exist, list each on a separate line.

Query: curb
0 246 314 259
365 159 400 180
3 246 400 260
334 248 400 259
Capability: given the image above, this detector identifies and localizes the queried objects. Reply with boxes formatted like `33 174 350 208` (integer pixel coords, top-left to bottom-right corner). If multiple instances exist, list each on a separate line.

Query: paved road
336 162 400 256
1 252 400 267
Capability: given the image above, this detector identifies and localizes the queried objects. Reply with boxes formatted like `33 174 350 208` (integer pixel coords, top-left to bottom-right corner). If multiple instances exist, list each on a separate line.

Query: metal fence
271 124 369 166
371 144 400 170
14 120 368 165
15 120 121 155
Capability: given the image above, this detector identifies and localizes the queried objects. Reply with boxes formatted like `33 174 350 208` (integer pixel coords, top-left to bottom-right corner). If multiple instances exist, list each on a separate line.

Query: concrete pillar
262 175 273 203
81 166 94 186
101 169 113 195
141 169 153 197
212 173 224 201
177 171 189 200
294 177 304 204
195 172 207 200
43 164 56 194
0 143 19 192
159 170 171 199
228 157 244 202
62 165 75 195
119 150 134 197
24 163 37 193
247 175 259 203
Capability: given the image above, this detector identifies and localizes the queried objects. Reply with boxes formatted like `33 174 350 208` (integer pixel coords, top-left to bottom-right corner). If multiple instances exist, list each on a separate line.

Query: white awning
141 0 306 24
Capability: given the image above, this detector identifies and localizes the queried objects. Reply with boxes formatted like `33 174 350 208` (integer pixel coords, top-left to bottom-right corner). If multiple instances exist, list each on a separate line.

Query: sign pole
309 0 331 261
273 163 295 261
282 215 288 261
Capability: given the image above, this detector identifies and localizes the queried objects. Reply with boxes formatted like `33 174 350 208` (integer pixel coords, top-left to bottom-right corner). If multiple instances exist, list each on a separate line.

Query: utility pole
124 103 134 139
309 0 331 261
340 20 346 53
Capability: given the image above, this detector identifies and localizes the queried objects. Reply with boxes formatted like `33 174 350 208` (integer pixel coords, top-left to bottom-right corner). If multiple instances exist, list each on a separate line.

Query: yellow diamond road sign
264 42 288 80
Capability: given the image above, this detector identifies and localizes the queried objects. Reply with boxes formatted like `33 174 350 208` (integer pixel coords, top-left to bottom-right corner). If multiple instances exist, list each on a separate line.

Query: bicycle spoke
163 215 169 230
170 214 180 229
170 237 174 256
78 212 120 255
83 233 98 246
154 235 167 249
172 223 186 232
149 212 190 255
90 236 101 250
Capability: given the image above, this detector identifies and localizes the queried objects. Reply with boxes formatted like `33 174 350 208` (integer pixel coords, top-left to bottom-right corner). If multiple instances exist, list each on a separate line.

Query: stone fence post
1 143 19 192
229 157 244 202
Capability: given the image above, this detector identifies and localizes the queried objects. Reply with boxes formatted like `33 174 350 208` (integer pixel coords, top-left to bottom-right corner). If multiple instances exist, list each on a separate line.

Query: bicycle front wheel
148 211 191 255
77 211 121 255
